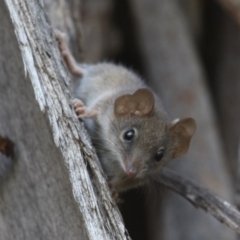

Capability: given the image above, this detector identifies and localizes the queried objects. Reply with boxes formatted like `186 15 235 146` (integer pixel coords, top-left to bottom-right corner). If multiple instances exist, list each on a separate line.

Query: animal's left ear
114 88 154 117
169 118 196 159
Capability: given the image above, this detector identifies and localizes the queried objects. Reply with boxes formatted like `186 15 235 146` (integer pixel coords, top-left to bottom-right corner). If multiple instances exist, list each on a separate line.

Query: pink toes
71 99 98 119
71 99 86 119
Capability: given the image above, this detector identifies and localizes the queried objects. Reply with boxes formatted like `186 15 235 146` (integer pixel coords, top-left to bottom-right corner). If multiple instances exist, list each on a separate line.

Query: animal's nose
126 167 138 178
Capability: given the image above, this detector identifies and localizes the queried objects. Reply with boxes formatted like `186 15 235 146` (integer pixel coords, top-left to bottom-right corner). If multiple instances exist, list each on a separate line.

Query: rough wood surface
0 0 130 239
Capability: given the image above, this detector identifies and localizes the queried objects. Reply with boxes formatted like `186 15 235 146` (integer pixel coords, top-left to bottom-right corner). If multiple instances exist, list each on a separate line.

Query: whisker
118 175 130 186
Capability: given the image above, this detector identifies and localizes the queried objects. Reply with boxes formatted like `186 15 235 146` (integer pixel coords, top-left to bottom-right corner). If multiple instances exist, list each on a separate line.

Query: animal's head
109 88 196 179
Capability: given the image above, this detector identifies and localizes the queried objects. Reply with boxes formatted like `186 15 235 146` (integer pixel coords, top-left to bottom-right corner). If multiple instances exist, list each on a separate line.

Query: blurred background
45 0 240 239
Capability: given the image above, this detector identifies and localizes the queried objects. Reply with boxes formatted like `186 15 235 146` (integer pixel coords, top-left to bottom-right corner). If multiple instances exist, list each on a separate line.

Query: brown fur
114 88 154 117
56 31 196 193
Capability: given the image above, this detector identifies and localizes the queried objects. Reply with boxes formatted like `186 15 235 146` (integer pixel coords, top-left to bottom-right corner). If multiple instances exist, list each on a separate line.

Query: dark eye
155 149 164 162
123 129 135 142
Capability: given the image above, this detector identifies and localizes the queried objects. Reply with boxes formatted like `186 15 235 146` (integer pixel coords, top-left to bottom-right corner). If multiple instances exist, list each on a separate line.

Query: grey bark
130 0 236 239
0 0 130 239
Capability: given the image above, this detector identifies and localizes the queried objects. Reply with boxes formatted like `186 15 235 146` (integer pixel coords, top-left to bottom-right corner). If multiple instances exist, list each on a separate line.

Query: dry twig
156 169 240 234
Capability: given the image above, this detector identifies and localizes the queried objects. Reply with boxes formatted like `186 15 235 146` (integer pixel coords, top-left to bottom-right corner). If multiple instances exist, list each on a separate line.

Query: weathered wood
0 0 130 239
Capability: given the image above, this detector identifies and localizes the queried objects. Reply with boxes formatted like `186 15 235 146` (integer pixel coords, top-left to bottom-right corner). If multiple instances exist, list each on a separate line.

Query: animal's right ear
114 88 154 117
169 118 196 159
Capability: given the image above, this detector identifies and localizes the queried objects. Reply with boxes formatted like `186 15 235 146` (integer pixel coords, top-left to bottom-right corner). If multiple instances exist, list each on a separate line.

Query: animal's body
56 30 196 193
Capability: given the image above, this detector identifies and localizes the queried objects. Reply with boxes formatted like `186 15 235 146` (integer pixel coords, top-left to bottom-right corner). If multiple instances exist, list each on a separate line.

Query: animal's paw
71 99 98 119
108 182 123 204
72 98 85 118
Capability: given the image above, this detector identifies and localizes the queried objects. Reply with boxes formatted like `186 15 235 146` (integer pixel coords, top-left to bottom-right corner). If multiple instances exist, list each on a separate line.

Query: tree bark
0 1 130 239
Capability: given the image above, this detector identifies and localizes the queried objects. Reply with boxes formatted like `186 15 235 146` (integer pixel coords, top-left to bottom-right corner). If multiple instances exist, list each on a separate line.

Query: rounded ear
114 88 154 117
170 117 196 159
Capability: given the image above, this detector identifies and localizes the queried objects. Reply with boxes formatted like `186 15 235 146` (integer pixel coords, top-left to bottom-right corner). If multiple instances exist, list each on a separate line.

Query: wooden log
0 1 130 239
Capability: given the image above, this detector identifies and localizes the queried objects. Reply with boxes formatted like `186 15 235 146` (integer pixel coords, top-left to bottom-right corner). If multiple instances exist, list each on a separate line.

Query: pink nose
126 168 138 178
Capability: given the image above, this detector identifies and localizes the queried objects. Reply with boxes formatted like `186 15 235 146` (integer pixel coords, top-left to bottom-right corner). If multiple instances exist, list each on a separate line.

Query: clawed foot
108 182 123 204
71 99 98 119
